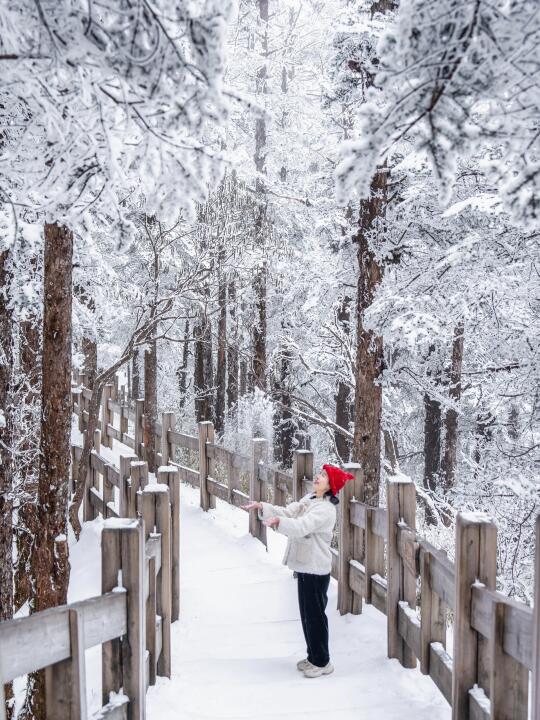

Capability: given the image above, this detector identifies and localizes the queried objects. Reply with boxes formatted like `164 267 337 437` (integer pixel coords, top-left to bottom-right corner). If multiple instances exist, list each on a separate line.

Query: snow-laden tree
336 0 540 228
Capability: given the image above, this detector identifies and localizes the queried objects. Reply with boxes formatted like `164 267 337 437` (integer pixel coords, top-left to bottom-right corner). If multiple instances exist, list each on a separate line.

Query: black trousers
296 571 331 667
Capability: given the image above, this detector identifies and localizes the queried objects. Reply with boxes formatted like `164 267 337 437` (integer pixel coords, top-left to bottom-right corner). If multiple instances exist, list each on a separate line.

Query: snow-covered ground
144 483 450 720
67 430 450 719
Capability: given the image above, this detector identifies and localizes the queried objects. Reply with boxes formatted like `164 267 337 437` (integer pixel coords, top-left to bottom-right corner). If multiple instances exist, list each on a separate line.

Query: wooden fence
2 373 540 720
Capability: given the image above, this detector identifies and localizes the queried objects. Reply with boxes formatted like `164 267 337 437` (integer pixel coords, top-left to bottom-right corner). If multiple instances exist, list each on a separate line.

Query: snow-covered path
145 482 451 720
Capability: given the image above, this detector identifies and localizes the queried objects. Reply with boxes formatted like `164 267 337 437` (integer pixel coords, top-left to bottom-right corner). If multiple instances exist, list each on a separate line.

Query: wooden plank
372 507 388 540
206 443 232 465
292 450 312 502
249 438 268 546
198 421 215 512
349 559 365 597
146 556 157 687
420 550 447 675
207 477 229 502
101 526 123 704
365 507 385 605
161 412 176 466
119 454 137 517
101 385 113 449
120 520 145 720
398 601 422 660
89 487 104 515
371 574 387 616
471 585 532 669
429 642 453 705
349 500 366 530
338 466 357 615
145 535 162 574
173 463 200 486
155 489 171 677
122 434 135 450
157 468 180 622
452 513 497 720
231 488 250 507
45 608 87 719
106 465 120 489
345 463 365 614
386 478 416 668
490 600 528 720
397 524 419 576
167 430 198 452
0 593 127 683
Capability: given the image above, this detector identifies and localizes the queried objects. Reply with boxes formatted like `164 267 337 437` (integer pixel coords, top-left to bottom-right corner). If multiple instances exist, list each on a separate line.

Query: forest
0 0 539 717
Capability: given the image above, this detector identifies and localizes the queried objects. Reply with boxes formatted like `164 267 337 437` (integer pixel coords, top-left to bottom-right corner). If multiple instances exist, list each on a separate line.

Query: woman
242 464 354 678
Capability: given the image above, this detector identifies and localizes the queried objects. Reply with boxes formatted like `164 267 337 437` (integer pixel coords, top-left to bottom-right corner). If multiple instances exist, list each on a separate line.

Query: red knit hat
322 464 355 496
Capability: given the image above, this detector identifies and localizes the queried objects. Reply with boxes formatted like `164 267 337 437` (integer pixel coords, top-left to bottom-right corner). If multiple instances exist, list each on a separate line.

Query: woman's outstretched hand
241 501 262 511
263 517 280 529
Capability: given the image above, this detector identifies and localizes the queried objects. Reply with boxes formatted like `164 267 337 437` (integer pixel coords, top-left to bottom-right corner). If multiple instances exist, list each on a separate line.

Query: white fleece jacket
258 492 336 575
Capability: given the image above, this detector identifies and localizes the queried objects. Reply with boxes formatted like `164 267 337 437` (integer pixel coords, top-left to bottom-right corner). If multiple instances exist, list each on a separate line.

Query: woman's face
313 469 330 493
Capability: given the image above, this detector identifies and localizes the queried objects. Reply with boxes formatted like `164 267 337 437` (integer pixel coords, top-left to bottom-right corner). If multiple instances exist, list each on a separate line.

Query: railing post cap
457 511 496 527
103 517 142 531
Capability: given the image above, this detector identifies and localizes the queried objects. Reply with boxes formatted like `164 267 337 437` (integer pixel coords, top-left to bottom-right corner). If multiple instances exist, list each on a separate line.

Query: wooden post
101 384 113 449
292 449 313 501
103 467 114 519
147 487 173 677
83 430 100 522
102 518 146 720
489 601 528 720
451 512 497 720
386 477 417 668
533 515 540 720
45 609 87 719
119 454 138 518
161 412 176 467
419 550 446 674
134 399 145 459
249 438 268 546
272 469 286 507
198 421 215 512
337 467 356 615
120 397 129 442
146 555 157 687
364 507 385 606
130 461 149 518
344 462 364 613
157 467 180 622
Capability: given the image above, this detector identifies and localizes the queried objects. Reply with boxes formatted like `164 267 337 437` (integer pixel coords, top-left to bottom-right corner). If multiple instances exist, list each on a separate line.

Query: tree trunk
132 348 141 399
251 0 269 395
144 334 158 472
273 340 295 466
335 295 353 462
81 336 97 388
423 391 442 525
177 319 189 413
15 313 40 612
351 166 388 506
227 281 239 414
215 251 227 435
441 323 464 521
194 314 213 423
25 223 73 720
0 249 14 718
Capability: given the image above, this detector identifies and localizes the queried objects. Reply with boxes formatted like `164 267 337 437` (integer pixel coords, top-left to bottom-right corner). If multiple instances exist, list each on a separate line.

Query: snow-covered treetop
336 0 540 228
0 0 234 245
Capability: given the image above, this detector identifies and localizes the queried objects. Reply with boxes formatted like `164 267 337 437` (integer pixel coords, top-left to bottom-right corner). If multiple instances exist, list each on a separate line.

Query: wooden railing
3 373 539 720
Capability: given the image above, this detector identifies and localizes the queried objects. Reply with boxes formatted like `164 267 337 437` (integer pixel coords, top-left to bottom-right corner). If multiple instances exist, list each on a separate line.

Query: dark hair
324 490 339 505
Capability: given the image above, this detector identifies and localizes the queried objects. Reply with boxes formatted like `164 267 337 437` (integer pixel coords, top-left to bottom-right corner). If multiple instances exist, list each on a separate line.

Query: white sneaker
296 658 313 671
303 661 334 678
